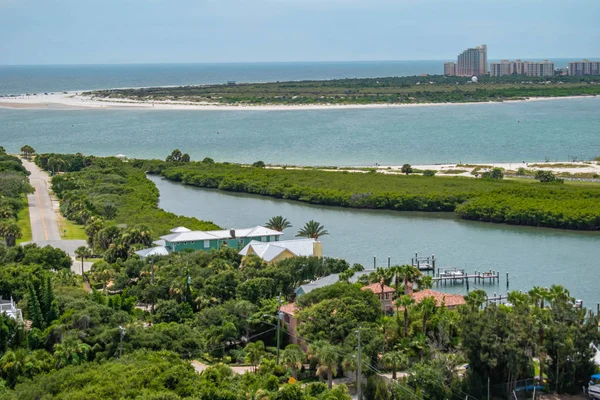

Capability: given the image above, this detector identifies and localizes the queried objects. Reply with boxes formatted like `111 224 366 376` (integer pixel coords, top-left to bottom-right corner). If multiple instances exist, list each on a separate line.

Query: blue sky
1 0 598 65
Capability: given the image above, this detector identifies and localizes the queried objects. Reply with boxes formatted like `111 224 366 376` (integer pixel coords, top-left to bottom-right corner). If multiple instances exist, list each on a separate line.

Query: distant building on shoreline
444 62 456 76
568 59 600 76
446 44 487 77
490 59 554 77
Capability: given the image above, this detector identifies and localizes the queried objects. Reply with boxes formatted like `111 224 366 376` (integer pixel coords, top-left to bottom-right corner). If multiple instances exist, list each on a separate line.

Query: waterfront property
446 44 487 76
490 59 554 77
135 225 283 258
294 268 376 296
568 59 600 76
407 289 465 309
361 283 395 312
239 238 322 263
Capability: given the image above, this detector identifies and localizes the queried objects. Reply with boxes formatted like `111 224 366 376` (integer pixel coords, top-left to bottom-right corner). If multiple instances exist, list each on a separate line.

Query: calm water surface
149 176 600 307
1 97 598 165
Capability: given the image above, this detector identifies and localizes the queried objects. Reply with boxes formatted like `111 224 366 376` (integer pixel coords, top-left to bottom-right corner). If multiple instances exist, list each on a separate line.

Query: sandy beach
0 91 597 111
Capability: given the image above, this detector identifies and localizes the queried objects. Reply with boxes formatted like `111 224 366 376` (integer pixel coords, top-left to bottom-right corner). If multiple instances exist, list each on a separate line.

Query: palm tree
464 289 487 311
296 220 328 240
281 344 304 379
397 265 421 295
418 296 437 336
20 145 35 160
74 246 92 277
53 336 91 369
374 267 393 295
397 295 414 338
245 340 265 373
382 350 407 380
90 261 113 291
0 221 22 247
309 340 339 389
265 216 292 232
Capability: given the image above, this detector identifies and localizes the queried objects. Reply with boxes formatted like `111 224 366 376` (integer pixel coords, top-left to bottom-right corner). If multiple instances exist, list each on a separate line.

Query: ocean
0 97 598 165
0 59 574 96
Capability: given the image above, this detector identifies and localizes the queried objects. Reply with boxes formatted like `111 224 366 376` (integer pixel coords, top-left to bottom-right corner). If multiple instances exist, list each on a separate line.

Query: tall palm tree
397 295 414 338
74 246 92 277
296 220 328 240
309 340 339 389
281 344 304 379
418 296 437 336
374 267 393 295
265 216 292 232
382 350 407 380
397 265 422 295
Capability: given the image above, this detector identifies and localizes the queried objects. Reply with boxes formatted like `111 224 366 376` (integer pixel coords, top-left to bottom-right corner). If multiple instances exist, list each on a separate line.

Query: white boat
589 374 600 399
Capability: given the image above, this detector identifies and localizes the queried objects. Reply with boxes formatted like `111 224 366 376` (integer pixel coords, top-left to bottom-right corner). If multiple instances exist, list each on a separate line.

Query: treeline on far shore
136 158 600 231
87 74 600 105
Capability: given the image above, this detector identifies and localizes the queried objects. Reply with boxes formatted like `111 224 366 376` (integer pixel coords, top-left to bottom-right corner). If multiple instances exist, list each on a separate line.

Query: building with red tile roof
361 283 395 312
409 289 465 309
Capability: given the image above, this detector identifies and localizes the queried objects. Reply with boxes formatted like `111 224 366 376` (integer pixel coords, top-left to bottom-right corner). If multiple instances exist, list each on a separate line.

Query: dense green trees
155 161 600 230
38 155 219 240
90 74 600 106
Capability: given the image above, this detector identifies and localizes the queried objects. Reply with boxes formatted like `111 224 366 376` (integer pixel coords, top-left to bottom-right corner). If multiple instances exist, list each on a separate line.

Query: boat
589 374 600 399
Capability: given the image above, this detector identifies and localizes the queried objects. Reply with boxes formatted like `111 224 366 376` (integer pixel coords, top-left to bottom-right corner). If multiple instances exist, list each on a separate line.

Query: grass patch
530 163 587 168
16 198 32 244
438 169 468 174
57 216 87 240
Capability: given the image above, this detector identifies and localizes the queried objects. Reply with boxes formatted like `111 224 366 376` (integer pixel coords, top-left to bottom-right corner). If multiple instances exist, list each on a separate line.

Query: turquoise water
0 60 574 95
149 176 600 307
1 97 598 165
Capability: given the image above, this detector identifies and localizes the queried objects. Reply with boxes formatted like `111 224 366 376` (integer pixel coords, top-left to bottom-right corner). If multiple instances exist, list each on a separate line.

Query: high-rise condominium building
456 45 487 76
490 59 554 77
490 60 512 77
525 60 554 77
568 59 600 76
444 62 456 76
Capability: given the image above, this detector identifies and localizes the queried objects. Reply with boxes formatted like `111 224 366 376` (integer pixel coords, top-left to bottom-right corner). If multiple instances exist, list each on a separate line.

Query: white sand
367 161 600 177
0 91 597 111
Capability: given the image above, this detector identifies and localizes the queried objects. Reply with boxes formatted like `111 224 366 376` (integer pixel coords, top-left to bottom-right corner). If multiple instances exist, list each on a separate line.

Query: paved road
21 159 62 241
21 159 90 261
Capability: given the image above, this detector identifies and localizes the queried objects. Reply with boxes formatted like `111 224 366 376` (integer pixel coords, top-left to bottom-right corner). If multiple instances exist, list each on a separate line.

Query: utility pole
276 292 282 365
357 328 362 400
119 325 126 358
487 377 490 400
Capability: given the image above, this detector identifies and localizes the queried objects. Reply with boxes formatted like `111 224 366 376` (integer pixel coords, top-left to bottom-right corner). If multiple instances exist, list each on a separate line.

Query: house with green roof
135 226 283 258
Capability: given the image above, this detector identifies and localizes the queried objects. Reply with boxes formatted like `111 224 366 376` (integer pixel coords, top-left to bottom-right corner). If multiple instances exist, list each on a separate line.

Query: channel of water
149 175 600 307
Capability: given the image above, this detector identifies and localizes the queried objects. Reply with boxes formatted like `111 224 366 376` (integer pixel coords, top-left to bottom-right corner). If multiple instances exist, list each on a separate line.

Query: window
261 236 266 242
204 240 210 248
385 294 389 300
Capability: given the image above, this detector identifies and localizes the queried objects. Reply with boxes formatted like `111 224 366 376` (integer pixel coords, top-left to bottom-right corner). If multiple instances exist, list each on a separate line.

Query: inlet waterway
149 175 600 307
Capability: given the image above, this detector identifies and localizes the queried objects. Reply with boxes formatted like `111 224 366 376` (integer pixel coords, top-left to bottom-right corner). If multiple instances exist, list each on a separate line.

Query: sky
0 0 598 65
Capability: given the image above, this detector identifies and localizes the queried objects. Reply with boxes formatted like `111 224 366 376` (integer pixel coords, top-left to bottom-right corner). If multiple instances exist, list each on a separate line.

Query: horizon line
2 57 599 68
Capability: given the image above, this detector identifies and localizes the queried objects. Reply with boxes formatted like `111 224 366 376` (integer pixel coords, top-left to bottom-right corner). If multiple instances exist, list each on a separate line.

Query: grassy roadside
56 214 87 240
16 198 32 244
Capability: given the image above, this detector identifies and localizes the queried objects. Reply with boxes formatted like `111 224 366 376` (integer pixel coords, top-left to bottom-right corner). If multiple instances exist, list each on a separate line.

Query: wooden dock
433 268 506 291
412 253 435 271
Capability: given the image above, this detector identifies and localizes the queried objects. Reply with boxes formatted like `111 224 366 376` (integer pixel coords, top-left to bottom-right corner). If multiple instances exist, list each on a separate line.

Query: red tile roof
361 283 395 294
410 289 465 308
280 303 299 316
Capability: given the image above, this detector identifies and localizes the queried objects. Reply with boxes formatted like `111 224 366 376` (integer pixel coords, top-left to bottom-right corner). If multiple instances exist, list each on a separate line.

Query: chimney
313 240 323 257
229 229 236 239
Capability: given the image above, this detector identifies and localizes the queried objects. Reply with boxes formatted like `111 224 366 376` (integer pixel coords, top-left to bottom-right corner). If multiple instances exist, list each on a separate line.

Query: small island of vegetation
86 74 600 106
